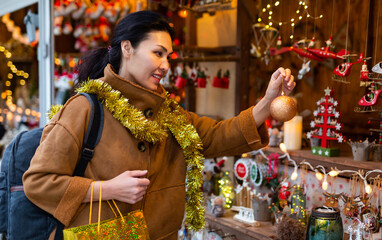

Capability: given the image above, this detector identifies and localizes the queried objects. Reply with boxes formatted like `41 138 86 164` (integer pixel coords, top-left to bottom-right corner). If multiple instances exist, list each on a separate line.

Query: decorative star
324 87 332 96
325 150 329 156
318 149 322 155
336 123 341 130
313 110 318 116
307 132 312 139
333 100 338 107
338 135 344 143
310 121 316 128
335 112 340 118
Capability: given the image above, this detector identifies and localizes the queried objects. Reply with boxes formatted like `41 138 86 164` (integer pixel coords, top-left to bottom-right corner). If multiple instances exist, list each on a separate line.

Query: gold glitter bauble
270 95 297 122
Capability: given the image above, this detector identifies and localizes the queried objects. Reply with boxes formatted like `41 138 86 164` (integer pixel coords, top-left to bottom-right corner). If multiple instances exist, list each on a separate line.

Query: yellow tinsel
76 80 205 231
48 104 63 120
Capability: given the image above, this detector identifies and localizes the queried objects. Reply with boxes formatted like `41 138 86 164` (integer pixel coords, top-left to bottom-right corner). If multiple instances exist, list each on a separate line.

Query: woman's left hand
264 67 296 101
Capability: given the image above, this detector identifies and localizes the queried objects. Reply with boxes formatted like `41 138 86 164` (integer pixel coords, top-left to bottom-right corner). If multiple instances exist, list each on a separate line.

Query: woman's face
119 31 173 91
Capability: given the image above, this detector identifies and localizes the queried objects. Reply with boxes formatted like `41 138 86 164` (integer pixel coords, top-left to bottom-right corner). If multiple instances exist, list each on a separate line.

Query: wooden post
235 0 252 115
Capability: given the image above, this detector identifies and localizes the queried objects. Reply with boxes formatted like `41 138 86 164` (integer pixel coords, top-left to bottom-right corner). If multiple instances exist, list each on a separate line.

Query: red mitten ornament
212 69 223 88
175 67 188 89
197 69 207 88
222 70 230 89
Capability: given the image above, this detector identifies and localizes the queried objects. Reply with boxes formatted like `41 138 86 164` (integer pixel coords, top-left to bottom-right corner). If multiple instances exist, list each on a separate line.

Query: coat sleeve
188 107 269 158
23 95 94 226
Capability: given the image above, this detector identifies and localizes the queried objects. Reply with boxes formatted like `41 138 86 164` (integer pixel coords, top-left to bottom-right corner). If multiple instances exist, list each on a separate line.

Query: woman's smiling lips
152 73 163 82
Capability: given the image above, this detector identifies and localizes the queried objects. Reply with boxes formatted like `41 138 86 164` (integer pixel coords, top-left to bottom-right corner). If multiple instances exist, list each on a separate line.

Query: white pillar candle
283 116 303 150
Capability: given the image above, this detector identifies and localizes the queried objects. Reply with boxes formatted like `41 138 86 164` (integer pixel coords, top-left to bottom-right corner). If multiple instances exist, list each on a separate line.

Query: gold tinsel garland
75 79 205 231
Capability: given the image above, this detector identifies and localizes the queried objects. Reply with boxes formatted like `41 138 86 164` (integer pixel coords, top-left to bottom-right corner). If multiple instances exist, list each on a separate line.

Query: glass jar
306 207 343 240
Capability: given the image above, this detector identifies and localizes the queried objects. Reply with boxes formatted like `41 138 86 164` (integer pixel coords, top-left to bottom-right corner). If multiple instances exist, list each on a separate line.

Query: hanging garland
72 79 205 230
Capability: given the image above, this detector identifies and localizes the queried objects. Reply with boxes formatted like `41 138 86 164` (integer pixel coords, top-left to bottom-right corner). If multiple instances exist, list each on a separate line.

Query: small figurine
360 60 369 82
212 196 225 217
268 128 282 147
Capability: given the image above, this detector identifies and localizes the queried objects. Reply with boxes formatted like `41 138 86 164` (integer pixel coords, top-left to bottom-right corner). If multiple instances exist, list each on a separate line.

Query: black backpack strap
73 93 104 177
55 93 103 240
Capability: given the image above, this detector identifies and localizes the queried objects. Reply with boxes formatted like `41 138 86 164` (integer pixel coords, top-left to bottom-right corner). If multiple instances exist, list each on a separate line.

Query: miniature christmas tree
307 87 344 156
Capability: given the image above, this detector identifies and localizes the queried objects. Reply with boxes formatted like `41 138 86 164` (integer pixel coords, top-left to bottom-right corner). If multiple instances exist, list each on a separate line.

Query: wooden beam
169 55 239 63
0 0 37 16
235 0 252 115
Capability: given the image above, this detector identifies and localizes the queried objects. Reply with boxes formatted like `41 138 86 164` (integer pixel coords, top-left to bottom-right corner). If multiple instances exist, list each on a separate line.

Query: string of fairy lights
0 45 39 123
257 1 324 40
1 13 32 45
251 143 382 195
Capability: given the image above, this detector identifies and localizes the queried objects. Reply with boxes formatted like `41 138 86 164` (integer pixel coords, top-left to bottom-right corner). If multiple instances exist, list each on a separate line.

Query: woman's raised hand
264 67 296 101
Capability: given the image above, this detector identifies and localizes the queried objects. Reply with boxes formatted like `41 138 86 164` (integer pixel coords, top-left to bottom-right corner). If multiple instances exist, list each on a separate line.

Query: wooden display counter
205 210 276 240
262 147 382 177
205 210 351 240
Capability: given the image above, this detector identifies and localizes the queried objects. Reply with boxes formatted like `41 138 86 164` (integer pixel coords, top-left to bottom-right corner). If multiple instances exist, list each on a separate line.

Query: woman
23 11 295 239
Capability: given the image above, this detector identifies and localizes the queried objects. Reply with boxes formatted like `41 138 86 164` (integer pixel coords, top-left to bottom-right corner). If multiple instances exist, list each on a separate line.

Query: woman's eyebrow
157 45 173 56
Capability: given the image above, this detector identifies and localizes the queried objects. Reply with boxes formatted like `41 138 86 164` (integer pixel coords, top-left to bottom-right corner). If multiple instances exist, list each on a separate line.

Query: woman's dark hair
76 11 175 85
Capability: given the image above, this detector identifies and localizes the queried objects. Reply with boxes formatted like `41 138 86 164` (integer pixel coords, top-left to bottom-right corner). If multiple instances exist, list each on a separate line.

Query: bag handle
88 181 125 233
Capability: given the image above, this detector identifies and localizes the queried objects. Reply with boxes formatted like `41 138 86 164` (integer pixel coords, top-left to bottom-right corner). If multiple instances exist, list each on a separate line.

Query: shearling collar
100 64 167 119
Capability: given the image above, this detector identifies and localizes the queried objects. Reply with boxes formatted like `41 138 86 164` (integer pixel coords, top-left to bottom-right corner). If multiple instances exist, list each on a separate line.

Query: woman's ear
121 40 133 58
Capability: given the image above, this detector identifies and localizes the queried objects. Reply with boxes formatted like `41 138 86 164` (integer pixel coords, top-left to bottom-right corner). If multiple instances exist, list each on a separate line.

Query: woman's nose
160 59 169 73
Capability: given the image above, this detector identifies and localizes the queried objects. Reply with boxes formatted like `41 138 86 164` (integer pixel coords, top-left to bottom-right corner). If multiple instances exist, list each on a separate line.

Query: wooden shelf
205 210 276 240
206 210 351 240
262 147 382 178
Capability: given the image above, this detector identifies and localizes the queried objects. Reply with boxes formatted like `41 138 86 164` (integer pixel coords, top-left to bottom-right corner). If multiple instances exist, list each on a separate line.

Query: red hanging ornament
222 70 230 89
175 67 188 89
212 69 223 88
196 69 207 88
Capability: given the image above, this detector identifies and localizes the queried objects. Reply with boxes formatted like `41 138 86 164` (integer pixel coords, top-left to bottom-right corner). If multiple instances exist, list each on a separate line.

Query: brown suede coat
23 65 269 239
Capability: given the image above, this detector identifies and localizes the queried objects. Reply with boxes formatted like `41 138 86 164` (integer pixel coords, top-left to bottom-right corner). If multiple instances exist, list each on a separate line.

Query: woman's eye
155 51 163 57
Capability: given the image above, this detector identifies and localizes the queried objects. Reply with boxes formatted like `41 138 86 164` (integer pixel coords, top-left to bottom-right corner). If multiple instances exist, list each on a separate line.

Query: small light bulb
290 35 294 39
262 8 266 12
258 17 262 22
269 11 273 15
329 170 339 177
365 184 372 194
291 171 298 181
267 4 271 8
269 22 273 26
296 10 300 14
279 22 282 26
275 1 280 6
322 180 328 190
315 172 323 180
279 143 287 152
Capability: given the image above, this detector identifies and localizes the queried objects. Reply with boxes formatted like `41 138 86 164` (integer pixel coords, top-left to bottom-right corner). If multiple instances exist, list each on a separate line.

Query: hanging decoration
332 0 363 84
52 0 151 52
175 66 188 89
196 68 207 88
